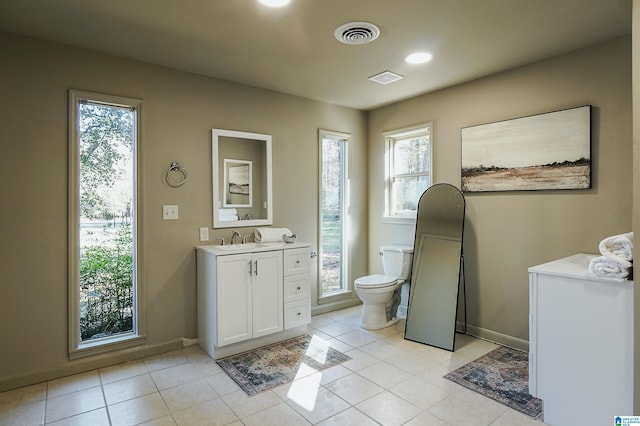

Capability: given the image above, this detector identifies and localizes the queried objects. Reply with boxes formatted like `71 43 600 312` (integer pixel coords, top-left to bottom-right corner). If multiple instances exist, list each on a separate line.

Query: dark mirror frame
404 183 466 351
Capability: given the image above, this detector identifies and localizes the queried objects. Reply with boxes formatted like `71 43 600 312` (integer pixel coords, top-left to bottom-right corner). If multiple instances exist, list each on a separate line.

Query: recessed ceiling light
257 0 290 7
405 52 433 64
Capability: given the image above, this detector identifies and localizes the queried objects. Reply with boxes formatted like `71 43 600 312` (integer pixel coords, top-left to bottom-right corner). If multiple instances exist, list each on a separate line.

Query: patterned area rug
216 335 351 395
444 346 543 418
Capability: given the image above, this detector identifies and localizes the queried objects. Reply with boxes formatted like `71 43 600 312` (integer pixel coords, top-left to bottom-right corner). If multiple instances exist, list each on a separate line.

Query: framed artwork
223 159 252 207
461 105 591 192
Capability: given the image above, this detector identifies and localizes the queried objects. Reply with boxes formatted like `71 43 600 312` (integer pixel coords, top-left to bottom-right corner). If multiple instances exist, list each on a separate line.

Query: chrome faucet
231 231 241 245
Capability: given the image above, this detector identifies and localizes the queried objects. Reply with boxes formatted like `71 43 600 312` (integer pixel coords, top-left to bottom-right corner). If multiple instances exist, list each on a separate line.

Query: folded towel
588 255 632 280
219 208 238 217
219 215 238 222
599 232 633 268
254 227 293 243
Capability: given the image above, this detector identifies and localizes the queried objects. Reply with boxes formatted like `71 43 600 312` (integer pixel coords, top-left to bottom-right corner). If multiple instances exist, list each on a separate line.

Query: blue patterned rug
444 346 543 418
216 335 351 395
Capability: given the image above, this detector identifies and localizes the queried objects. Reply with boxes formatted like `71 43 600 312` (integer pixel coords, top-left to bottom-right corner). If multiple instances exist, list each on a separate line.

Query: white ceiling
0 0 632 110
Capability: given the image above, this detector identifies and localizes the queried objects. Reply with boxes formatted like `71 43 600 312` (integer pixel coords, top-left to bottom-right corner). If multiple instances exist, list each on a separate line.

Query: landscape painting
461 105 591 192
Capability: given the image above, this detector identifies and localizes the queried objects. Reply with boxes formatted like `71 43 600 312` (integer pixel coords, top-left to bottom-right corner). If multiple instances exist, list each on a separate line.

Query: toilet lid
355 274 397 289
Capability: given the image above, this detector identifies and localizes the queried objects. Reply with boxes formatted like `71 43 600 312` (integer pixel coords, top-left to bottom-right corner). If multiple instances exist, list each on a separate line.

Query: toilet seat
354 274 398 289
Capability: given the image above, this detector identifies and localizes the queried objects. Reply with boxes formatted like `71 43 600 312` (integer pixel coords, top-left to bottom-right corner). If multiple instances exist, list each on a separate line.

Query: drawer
284 274 310 302
284 299 311 329
283 248 310 276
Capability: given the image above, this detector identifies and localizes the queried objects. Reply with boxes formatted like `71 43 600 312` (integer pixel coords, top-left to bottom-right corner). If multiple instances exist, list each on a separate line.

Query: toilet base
360 316 399 331
359 303 399 330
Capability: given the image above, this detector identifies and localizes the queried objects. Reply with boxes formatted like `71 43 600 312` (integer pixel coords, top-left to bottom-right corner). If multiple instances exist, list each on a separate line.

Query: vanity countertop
196 241 309 256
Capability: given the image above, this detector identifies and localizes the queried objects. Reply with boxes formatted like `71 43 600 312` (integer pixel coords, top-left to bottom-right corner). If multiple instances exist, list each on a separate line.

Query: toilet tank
380 245 413 279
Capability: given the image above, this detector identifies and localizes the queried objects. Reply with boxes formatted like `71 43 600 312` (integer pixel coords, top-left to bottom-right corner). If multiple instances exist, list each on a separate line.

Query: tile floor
0 306 548 425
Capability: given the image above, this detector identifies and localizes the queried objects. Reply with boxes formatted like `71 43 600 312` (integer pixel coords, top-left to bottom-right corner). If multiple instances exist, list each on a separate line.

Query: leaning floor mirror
404 183 466 351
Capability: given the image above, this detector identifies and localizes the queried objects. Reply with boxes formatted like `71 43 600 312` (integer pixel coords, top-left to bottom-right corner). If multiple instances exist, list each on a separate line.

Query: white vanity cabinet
196 242 311 359
528 253 633 425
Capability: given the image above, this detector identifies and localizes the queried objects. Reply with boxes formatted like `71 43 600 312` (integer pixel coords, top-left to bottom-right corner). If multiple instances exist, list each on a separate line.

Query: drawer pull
295 260 300 264
297 286 301 290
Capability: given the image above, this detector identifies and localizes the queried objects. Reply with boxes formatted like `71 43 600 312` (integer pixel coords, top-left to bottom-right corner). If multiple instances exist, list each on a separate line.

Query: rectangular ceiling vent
369 70 404 85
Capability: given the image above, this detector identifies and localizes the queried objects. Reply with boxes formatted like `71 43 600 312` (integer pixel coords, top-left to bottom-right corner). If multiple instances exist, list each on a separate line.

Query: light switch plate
163 205 179 220
199 227 209 241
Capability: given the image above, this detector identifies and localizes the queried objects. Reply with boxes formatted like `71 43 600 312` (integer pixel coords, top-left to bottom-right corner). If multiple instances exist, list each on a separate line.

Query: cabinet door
216 254 252 346
252 250 283 338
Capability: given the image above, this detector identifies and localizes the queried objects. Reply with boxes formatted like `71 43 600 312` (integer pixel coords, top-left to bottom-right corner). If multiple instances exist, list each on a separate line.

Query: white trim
312 299 361 316
68 89 145 358
381 216 417 225
383 122 433 220
318 129 351 300
211 128 273 228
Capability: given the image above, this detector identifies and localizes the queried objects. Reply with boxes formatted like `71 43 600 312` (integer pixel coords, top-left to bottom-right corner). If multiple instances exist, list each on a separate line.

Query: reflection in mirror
212 129 273 228
404 183 465 351
223 159 252 208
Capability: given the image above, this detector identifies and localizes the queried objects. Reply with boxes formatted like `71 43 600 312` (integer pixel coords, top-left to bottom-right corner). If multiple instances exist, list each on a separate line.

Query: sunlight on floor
286 334 334 411
306 334 330 364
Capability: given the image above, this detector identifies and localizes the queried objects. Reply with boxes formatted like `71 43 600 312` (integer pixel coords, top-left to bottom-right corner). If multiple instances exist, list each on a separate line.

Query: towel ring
165 162 187 188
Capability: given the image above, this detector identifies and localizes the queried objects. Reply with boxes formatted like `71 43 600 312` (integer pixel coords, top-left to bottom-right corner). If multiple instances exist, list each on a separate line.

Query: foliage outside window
69 90 143 358
385 124 432 219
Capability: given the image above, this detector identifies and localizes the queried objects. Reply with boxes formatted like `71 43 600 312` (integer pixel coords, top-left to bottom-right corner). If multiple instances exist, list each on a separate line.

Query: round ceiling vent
334 22 380 45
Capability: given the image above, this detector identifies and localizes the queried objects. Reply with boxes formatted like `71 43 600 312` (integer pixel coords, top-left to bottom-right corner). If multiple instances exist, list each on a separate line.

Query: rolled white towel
254 227 293 243
599 232 633 268
588 255 631 280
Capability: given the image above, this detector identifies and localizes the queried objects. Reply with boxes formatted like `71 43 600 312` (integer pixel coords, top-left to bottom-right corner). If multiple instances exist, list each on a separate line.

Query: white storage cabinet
528 253 633 426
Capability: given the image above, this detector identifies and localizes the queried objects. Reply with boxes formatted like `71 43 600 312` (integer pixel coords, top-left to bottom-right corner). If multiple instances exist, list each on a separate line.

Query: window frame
68 89 145 359
318 129 351 303
383 123 433 223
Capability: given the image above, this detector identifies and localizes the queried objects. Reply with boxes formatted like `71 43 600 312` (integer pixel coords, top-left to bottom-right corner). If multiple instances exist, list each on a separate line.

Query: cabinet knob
295 260 300 264
297 286 301 290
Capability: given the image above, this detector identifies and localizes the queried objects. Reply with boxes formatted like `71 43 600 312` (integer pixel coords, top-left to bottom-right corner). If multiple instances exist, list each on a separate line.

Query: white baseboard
312 299 361 316
0 338 186 393
457 321 529 352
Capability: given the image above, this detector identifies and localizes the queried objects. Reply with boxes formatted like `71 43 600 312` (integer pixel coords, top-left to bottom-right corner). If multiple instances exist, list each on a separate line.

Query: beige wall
0 32 366 389
368 36 632 348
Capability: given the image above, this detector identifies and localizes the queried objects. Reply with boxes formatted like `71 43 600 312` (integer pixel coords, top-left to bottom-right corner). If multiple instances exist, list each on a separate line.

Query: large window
68 90 144 358
385 124 432 220
319 130 349 299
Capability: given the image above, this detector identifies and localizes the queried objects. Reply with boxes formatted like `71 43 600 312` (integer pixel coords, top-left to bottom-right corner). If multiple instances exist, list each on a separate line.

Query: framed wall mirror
212 129 273 228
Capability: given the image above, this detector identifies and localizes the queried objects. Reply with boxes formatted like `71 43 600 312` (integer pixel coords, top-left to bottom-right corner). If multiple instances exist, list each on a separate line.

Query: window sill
319 290 353 305
69 333 146 361
382 216 417 225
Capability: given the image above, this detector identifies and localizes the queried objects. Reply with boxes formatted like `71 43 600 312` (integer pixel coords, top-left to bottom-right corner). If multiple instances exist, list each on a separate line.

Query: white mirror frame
212 128 273 229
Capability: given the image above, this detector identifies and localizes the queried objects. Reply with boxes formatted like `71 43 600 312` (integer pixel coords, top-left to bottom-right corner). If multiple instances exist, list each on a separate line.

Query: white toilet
354 245 413 330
